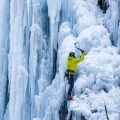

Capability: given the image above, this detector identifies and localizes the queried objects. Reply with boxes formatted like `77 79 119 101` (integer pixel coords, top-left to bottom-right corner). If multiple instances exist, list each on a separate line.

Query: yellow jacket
67 52 85 74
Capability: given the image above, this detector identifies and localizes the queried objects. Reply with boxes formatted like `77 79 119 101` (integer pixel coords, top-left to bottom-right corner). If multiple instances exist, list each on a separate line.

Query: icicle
47 0 62 73
106 0 119 45
29 1 43 119
0 0 10 119
117 24 120 53
8 0 30 120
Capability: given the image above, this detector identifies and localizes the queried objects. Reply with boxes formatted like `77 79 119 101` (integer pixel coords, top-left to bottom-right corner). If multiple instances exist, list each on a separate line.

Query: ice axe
104 100 109 120
74 42 84 53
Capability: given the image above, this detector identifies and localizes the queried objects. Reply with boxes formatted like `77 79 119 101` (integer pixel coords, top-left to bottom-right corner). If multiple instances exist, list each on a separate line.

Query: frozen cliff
0 0 120 120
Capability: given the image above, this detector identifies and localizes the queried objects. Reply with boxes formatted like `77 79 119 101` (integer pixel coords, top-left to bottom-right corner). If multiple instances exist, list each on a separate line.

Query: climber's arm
75 51 85 63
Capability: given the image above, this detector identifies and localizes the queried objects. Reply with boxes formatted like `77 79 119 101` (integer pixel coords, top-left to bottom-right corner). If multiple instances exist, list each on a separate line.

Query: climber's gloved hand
81 49 84 54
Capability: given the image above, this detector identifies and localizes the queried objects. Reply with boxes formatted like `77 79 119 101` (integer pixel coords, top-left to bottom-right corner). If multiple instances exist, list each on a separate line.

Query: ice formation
0 0 120 120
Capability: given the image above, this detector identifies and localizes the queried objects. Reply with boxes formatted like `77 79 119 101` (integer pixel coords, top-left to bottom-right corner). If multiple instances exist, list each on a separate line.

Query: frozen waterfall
0 0 120 120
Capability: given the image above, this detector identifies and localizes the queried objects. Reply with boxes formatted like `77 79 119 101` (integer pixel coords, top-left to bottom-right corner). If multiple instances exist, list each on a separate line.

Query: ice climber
66 50 85 100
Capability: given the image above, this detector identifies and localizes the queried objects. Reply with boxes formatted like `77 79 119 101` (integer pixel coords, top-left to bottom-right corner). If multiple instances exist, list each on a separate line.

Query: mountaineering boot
67 96 72 100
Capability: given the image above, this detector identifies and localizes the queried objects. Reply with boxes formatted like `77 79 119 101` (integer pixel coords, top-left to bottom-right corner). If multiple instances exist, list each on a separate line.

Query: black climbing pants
68 74 74 96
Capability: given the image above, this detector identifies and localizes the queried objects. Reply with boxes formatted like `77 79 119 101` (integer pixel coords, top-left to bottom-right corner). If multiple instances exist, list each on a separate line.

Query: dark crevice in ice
98 0 109 13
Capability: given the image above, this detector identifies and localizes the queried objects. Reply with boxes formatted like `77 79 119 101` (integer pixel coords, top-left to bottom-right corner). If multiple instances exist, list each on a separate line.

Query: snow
58 22 72 48
70 100 91 119
73 44 120 119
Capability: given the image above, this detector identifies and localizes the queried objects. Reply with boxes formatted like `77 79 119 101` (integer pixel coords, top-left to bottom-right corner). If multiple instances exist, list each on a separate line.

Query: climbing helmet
69 52 75 57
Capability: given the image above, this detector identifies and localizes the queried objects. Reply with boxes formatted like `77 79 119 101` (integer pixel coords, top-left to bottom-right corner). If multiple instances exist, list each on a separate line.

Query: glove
81 49 84 53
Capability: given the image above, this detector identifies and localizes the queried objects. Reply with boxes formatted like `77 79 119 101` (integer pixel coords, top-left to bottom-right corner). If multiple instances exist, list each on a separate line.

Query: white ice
0 0 120 120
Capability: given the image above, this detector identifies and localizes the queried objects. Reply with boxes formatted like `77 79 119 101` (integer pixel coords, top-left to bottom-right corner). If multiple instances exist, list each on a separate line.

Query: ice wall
47 0 62 76
0 0 120 120
7 0 52 120
8 0 30 120
105 0 120 47
0 0 10 119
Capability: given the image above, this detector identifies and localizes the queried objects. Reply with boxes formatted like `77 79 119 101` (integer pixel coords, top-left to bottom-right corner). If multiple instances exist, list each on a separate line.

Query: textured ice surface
0 0 9 119
0 0 120 120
